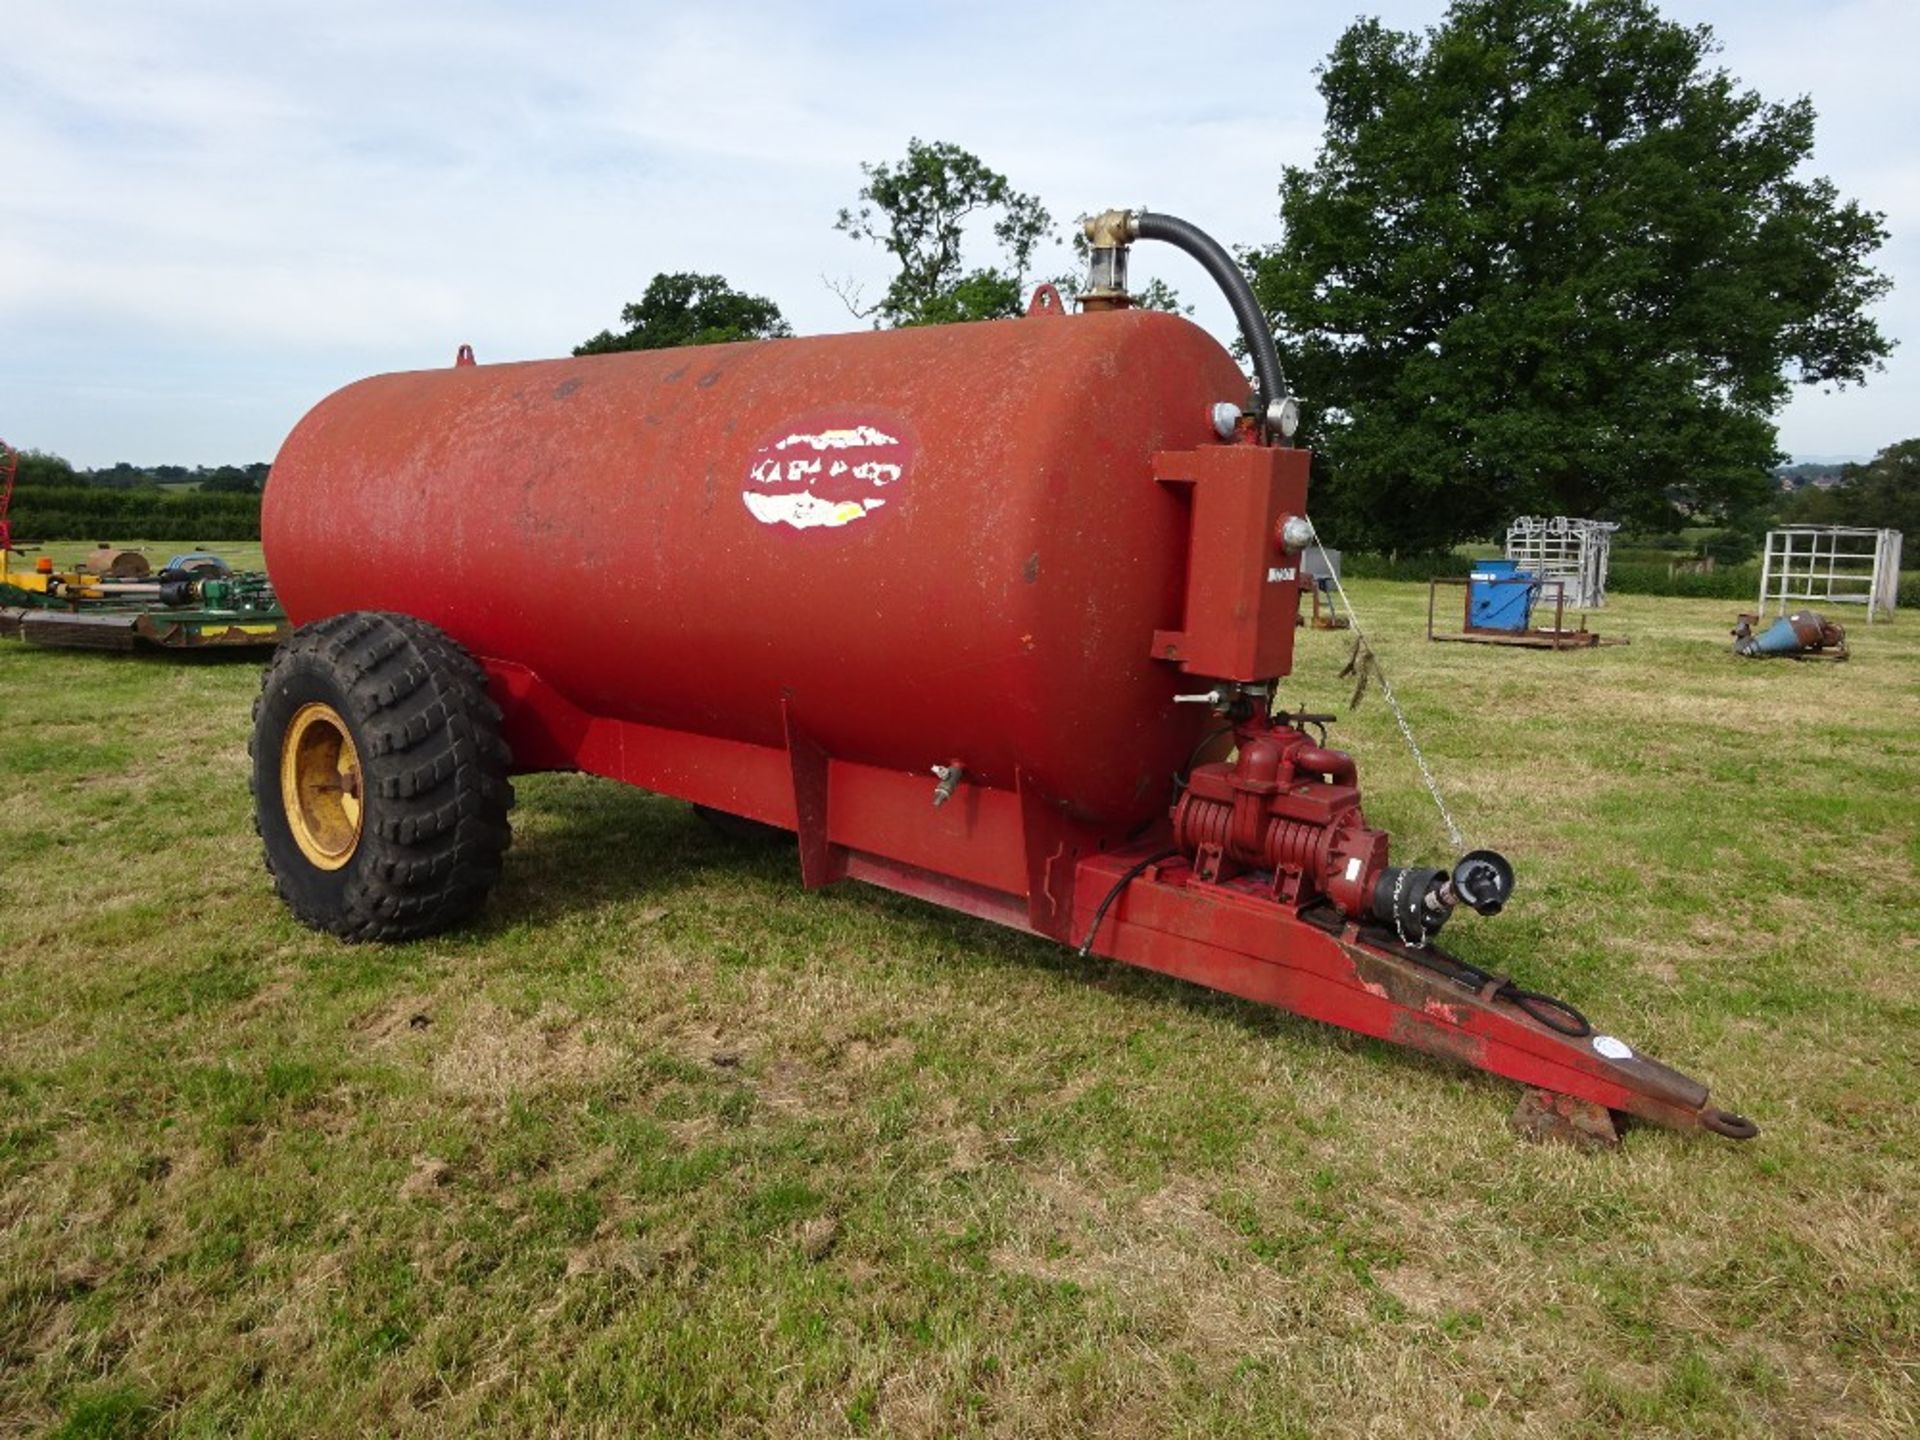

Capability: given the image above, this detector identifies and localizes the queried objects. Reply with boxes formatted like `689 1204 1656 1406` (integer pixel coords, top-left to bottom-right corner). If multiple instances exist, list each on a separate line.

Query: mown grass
1 579 1914 1437
4 540 267 576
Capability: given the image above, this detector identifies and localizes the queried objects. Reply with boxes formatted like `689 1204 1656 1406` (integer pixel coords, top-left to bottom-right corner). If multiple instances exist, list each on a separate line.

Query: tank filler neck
1080 208 1299 444
1079 209 1137 313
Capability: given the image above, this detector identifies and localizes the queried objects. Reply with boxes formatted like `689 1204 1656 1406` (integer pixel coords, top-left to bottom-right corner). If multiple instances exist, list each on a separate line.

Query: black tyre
251 611 513 941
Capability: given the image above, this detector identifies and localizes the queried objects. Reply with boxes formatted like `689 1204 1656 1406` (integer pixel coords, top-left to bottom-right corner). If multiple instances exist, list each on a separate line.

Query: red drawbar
1071 849 1723 1135
484 656 1747 1139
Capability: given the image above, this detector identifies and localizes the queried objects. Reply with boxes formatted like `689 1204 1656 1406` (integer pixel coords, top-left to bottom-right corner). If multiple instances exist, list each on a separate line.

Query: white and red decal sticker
742 415 912 531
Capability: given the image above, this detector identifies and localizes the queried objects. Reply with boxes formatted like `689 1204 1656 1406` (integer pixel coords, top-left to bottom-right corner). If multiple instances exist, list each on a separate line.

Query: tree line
1775 441 1917 538
5 451 269 542
576 0 1898 556
11 1 1902 557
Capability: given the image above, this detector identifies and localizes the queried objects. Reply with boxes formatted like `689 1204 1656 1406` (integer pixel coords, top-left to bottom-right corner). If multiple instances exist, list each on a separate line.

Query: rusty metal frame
483 657 1747 1141
1426 576 1627 650
1298 581 1349 630
0 605 287 651
0 438 16 559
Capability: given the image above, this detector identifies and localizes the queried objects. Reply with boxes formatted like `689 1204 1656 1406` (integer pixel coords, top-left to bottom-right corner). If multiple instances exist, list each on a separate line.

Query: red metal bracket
784 701 845 889
1149 445 1308 680
0 437 16 556
474 662 1752 1142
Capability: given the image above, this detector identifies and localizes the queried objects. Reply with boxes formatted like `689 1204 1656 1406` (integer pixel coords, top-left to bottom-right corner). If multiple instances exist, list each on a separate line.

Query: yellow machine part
1 561 105 597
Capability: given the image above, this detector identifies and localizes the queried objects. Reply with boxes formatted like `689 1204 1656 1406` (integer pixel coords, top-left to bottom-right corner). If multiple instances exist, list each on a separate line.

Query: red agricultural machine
0 437 17 559
256 210 1753 1146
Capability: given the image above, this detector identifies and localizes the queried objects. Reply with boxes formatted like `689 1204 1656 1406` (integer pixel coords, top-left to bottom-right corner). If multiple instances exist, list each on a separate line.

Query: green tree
1701 528 1759 566
1781 439 1919 534
89 462 156 490
10 448 78 489
835 138 1053 326
1251 0 1892 553
575 272 791 356
199 466 259 494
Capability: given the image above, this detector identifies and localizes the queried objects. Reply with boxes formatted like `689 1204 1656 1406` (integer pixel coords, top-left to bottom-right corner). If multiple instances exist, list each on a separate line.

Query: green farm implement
1 436 286 654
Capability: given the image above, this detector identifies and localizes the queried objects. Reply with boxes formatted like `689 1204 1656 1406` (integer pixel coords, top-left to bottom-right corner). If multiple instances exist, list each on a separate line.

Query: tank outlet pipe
1081 208 1297 440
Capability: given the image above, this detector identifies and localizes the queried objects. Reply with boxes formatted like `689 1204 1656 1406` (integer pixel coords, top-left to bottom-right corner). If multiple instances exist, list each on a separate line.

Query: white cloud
1 0 1912 464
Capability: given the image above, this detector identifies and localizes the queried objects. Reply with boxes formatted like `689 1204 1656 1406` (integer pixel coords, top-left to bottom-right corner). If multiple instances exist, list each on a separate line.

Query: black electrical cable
1078 849 1179 958
1390 940 1593 1038
1503 986 1592 1038
1165 723 1236 816
1181 723 1234 781
1132 211 1288 416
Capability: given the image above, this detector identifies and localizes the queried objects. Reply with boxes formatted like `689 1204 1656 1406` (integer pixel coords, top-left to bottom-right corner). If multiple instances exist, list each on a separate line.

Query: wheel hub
280 701 364 869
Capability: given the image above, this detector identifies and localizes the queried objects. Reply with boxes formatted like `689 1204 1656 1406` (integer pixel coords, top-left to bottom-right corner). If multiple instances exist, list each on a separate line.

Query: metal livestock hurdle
1757 526 1902 623
1504 516 1619 609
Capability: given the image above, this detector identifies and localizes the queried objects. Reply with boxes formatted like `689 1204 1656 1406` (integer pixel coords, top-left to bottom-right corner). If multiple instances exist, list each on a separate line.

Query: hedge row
6 485 261 542
1610 562 1920 608
1339 552 1474 582
1338 551 1917 607
13 511 262 543
1607 560 1760 600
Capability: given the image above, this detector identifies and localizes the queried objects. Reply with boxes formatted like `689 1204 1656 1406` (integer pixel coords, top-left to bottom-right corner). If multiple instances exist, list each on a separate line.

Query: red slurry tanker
256 210 1752 1146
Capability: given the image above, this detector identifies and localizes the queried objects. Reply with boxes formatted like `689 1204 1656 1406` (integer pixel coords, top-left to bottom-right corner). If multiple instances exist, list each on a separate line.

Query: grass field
2 577 1914 1437
4 541 267 576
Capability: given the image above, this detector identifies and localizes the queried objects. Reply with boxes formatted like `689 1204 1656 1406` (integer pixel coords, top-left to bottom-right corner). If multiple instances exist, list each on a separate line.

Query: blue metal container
1468 559 1536 631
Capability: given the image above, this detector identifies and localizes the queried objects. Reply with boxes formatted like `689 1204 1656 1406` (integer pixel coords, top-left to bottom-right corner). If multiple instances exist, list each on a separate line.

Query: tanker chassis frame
485 439 1745 1147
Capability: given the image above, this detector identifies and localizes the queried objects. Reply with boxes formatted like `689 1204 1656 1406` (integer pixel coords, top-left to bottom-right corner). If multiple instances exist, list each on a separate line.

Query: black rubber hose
1132 210 1287 416
1078 849 1179 958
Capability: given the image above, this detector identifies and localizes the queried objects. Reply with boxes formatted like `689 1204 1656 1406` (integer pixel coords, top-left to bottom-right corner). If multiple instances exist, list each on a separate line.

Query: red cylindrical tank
264 309 1247 827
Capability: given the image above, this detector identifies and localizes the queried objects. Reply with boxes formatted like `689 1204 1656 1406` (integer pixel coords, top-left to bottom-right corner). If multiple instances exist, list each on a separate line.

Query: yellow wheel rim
280 702 364 870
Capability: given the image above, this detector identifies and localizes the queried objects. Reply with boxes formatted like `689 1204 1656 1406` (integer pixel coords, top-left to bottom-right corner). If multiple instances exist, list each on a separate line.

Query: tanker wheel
250 611 514 942
691 804 791 845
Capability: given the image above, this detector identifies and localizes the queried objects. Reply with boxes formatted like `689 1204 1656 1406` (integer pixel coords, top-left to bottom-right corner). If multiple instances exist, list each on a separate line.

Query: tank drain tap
930 761 966 808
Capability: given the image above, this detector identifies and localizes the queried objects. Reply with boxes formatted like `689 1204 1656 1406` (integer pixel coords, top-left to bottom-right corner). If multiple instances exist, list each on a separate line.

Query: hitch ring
1700 1108 1759 1141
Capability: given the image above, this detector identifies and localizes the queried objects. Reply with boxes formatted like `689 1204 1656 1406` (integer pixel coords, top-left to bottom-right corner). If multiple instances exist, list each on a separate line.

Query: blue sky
3 0 1913 467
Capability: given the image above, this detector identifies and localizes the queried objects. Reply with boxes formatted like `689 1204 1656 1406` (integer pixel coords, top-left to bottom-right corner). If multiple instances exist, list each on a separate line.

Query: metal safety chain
1306 524 1467 853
